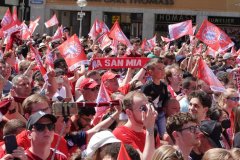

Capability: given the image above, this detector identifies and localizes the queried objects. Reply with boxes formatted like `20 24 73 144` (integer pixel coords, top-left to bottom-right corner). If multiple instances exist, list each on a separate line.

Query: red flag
231 47 237 56
20 22 31 40
108 21 131 47
141 38 149 52
88 19 101 41
92 82 111 125
97 33 112 51
164 42 170 52
45 14 58 28
196 19 234 52
205 47 217 58
110 39 118 54
1 8 13 28
57 34 88 71
117 143 131 160
168 20 193 40
29 45 48 81
146 34 157 51
12 6 21 25
29 17 40 35
100 21 109 35
51 25 63 42
197 58 225 92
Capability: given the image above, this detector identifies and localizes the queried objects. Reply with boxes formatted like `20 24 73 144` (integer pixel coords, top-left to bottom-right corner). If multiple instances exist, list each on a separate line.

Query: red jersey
113 126 146 152
25 148 67 160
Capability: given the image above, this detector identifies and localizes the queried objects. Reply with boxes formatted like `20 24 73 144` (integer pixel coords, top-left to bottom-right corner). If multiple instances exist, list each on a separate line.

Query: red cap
79 78 98 90
101 71 120 82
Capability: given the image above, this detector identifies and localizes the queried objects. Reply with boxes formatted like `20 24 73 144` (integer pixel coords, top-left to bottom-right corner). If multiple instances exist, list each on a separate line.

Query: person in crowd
188 90 212 123
25 111 67 159
113 91 158 160
101 70 120 95
202 148 234 160
116 43 127 57
124 37 142 57
152 145 184 160
218 53 236 72
147 46 162 58
0 60 12 97
142 58 169 137
163 98 180 118
3 119 25 136
166 112 200 160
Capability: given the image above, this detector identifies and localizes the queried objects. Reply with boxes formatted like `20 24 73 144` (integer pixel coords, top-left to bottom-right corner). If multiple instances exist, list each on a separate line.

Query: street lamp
20 0 25 21
77 0 87 38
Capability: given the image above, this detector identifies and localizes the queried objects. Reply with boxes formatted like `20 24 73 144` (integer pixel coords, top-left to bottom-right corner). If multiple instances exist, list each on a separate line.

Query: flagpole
77 0 87 38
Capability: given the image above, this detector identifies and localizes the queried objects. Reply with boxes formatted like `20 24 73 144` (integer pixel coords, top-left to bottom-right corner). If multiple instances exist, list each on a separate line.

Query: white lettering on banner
105 59 124 67
126 59 142 66
92 60 102 68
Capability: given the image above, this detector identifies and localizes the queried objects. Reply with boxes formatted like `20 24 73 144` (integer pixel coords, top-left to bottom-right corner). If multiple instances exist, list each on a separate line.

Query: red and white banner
197 58 225 92
57 34 88 71
45 14 59 28
88 19 101 41
196 19 234 53
168 20 193 40
145 34 157 51
51 25 63 42
1 8 13 28
161 36 171 42
108 21 131 47
92 82 111 125
30 45 48 81
97 33 112 51
29 17 40 35
45 46 56 69
89 57 150 70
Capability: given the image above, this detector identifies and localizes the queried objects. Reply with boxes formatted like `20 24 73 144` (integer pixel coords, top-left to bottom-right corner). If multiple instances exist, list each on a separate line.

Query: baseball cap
200 120 222 148
223 52 233 60
78 78 98 91
26 111 57 130
86 130 121 157
101 71 120 82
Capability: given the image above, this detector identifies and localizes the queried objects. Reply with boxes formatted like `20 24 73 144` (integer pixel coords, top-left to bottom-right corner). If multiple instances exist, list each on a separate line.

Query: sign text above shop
87 0 174 4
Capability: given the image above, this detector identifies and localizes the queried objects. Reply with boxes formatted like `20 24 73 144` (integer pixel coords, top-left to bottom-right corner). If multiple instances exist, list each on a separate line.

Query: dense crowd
0 22 240 160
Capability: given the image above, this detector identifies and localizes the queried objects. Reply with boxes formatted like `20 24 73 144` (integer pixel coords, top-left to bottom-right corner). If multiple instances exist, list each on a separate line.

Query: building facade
28 0 240 40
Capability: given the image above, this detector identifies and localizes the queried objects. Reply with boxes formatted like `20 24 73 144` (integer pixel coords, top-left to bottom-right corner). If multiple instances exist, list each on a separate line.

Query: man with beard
113 91 158 160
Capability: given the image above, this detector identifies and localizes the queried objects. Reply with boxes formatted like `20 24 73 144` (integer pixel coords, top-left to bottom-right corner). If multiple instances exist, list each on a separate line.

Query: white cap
86 130 121 157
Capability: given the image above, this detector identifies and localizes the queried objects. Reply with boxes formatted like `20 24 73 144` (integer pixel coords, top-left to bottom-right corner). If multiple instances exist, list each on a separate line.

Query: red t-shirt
25 148 67 160
113 126 146 152
16 130 69 157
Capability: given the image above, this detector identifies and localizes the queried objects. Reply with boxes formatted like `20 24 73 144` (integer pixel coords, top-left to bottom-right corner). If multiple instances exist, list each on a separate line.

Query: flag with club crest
29 17 40 35
196 19 234 53
92 82 111 125
97 33 112 51
88 19 102 41
108 21 131 47
197 58 225 92
57 34 88 71
45 14 59 28
30 45 48 81
1 8 13 28
117 143 131 160
51 25 63 42
168 20 193 40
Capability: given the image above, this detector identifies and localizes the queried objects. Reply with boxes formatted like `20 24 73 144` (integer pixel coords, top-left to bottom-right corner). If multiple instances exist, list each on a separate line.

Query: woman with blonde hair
152 145 183 160
230 148 240 160
202 148 234 160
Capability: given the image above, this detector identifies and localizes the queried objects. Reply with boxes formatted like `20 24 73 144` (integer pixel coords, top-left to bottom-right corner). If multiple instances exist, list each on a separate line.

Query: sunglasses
227 97 240 102
179 125 200 134
33 123 55 132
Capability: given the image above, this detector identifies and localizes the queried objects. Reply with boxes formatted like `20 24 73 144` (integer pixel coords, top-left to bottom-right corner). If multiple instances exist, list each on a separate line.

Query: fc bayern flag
168 20 193 40
45 46 56 69
20 22 31 40
88 19 101 41
196 19 234 52
1 8 13 28
108 21 131 47
92 82 111 126
97 33 112 51
51 25 63 42
44 14 59 28
57 34 88 71
197 58 225 92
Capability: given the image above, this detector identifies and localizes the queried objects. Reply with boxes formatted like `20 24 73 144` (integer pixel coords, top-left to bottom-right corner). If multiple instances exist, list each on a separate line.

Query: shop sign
155 14 196 23
87 0 174 5
30 0 44 4
208 16 240 26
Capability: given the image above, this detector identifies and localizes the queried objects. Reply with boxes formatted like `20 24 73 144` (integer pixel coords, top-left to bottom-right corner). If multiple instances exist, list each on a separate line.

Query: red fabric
117 142 131 160
88 19 102 41
196 19 234 52
118 83 130 95
1 8 13 28
52 25 63 42
167 85 177 98
113 126 146 152
25 148 67 160
57 34 87 71
29 17 40 35
45 14 59 28
168 20 193 40
16 130 69 157
108 21 131 47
